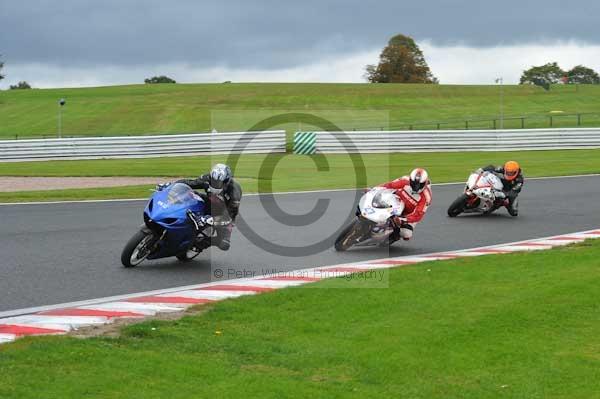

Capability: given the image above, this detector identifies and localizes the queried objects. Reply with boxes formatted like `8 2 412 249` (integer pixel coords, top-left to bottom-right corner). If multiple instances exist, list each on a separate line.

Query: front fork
139 224 166 253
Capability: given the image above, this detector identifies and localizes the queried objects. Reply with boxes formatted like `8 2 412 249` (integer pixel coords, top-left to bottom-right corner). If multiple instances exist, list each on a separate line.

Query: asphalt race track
1 175 600 312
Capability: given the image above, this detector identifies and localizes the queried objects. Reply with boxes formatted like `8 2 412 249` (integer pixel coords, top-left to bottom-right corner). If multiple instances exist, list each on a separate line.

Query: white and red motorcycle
447 170 514 217
334 188 405 251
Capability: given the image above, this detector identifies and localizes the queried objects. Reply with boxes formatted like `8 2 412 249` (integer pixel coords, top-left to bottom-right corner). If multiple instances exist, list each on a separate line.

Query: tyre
447 194 469 217
334 219 365 252
121 229 156 267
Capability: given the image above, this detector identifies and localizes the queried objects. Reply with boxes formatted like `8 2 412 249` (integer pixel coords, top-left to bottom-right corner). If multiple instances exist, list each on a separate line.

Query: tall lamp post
58 98 66 138
495 78 504 129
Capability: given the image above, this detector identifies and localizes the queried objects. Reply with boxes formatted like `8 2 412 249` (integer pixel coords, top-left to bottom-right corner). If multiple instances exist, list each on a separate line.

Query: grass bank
2 240 600 398
2 83 600 139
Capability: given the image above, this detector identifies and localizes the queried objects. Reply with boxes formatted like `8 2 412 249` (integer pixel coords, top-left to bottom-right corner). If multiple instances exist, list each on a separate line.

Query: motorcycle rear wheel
447 194 469 217
121 229 156 267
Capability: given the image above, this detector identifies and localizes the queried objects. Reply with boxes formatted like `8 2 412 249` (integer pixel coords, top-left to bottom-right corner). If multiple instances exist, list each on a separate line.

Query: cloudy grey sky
1 0 599 87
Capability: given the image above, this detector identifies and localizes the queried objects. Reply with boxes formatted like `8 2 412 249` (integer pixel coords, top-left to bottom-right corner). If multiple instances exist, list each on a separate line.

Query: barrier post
293 132 317 155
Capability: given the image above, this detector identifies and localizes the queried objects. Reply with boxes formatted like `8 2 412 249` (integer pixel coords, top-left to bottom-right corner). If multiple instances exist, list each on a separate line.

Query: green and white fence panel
0 130 287 162
293 132 317 155
308 128 600 153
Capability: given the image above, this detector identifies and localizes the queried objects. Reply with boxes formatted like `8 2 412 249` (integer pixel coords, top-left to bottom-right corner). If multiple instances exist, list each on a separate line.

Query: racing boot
399 222 413 241
214 224 233 251
387 228 401 246
507 197 519 217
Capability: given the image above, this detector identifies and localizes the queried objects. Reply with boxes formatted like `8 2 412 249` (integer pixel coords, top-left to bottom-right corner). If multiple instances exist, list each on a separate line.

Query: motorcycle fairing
143 183 207 259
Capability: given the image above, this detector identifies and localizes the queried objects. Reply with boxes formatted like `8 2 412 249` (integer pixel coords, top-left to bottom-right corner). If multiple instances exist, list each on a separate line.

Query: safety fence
293 128 600 153
0 131 287 162
343 112 600 132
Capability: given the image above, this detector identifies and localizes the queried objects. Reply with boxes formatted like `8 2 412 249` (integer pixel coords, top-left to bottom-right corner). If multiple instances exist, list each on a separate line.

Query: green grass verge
2 83 600 139
2 240 600 398
1 149 599 202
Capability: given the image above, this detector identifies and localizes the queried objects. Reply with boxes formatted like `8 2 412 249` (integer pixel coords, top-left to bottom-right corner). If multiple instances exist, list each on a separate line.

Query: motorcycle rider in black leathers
159 163 242 250
478 160 524 216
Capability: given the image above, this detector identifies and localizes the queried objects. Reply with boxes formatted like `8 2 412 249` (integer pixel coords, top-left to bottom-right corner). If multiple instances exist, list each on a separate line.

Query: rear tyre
334 219 365 252
447 194 469 217
121 230 156 267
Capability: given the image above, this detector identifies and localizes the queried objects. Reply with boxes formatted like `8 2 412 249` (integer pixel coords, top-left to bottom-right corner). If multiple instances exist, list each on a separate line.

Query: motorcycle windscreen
479 172 504 190
360 189 403 224
146 183 205 227
486 174 504 191
372 191 398 209
468 172 503 191
167 183 200 206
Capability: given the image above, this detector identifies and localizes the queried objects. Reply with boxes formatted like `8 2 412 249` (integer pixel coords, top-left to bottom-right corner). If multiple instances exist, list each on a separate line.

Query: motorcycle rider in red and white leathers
377 168 432 243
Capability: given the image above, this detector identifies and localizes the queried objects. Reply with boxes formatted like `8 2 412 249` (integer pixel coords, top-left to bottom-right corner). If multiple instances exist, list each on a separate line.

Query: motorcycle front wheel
121 229 157 267
334 219 367 252
447 194 470 217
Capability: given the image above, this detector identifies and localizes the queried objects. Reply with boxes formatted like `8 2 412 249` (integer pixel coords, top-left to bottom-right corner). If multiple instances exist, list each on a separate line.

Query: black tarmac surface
1 175 599 311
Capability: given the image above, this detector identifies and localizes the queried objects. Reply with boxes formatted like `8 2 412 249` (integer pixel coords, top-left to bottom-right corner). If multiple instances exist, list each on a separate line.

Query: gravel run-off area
0 177 173 192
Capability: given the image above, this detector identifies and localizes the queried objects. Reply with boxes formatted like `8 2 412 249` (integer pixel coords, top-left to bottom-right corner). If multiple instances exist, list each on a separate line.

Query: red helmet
409 168 429 193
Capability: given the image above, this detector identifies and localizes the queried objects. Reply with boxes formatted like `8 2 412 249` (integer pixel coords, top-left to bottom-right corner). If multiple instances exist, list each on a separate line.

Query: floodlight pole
496 78 504 129
58 98 66 138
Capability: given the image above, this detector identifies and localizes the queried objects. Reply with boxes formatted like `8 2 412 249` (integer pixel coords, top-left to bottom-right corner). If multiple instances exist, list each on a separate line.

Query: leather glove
186 210 214 230
392 216 407 227
200 215 214 226
156 182 171 191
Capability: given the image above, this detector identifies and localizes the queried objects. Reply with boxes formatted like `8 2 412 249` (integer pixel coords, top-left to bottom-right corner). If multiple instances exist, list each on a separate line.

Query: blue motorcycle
120 183 215 267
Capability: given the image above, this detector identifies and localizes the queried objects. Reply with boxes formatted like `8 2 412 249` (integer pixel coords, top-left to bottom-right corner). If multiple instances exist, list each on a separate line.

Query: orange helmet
504 161 520 181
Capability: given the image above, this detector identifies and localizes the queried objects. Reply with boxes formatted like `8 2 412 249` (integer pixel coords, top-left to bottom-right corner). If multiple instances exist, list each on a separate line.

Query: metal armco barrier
297 128 600 153
0 131 287 162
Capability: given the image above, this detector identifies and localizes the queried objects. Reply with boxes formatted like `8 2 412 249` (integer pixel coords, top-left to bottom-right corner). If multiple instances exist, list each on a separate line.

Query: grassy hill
1 83 600 139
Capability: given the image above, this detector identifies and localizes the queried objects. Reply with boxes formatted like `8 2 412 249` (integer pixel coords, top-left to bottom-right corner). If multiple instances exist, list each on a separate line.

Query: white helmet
409 168 429 193
209 163 232 193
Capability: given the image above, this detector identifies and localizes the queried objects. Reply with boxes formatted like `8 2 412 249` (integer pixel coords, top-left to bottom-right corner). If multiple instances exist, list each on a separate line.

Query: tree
0 56 4 82
9 81 32 90
144 75 176 84
365 34 437 84
519 62 565 87
566 65 600 84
